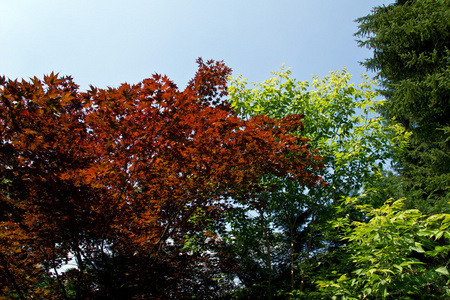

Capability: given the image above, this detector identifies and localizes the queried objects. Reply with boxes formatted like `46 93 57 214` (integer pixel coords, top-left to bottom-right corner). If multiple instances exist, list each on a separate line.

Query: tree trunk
258 205 273 300
299 208 315 293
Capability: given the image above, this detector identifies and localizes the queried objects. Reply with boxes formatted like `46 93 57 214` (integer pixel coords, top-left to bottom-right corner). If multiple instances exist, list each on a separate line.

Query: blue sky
1 0 392 91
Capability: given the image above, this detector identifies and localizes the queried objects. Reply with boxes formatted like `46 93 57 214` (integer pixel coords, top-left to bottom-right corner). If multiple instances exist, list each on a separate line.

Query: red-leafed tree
0 59 323 299
0 73 97 299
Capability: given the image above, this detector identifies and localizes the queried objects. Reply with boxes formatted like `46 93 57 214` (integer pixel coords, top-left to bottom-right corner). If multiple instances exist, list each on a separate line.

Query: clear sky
0 0 392 91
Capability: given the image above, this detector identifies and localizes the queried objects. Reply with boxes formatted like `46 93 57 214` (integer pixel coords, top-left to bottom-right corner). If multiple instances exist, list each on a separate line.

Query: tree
317 197 450 299
227 67 397 296
0 74 94 299
310 3 450 298
0 59 321 299
355 0 450 213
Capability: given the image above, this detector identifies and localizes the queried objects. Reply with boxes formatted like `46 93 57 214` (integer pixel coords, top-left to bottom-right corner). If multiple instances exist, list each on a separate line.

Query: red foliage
0 60 323 299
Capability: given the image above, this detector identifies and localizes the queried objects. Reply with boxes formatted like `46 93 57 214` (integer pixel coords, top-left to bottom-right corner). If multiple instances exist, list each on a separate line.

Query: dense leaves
0 59 322 299
309 1 450 298
2 2 448 297
355 0 450 213
226 67 396 298
317 198 450 299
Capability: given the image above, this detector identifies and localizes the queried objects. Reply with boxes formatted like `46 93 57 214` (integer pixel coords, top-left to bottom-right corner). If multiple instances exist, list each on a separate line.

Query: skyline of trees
1 0 449 299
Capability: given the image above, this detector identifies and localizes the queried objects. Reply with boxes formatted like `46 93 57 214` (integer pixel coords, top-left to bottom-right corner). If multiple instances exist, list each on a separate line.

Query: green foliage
182 207 215 254
229 67 401 199
317 198 450 299
356 0 450 126
227 67 401 295
355 0 450 213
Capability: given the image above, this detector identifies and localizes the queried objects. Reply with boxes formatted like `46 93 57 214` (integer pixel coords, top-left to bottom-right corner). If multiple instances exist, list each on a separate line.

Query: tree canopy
0 59 322 299
355 0 450 213
226 67 398 298
1 2 449 298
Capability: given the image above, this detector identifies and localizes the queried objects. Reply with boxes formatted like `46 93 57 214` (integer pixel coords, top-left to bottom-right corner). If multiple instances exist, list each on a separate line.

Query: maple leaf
0 60 323 298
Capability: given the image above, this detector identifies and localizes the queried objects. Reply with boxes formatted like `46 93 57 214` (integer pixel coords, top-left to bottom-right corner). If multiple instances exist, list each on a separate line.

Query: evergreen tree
355 0 450 213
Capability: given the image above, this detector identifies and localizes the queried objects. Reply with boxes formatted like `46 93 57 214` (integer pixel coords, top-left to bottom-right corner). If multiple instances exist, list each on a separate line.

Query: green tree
226 67 399 296
355 0 450 213
317 197 450 299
